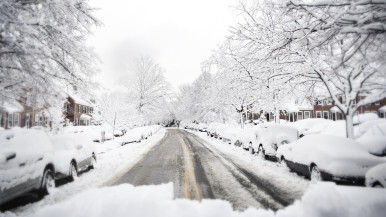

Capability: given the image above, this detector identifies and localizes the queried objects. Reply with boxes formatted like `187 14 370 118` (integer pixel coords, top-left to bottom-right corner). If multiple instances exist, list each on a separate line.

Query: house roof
68 93 93 107
284 103 299 113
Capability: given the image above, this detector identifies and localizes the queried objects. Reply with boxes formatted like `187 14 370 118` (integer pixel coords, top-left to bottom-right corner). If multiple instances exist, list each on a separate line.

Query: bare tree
123 55 171 125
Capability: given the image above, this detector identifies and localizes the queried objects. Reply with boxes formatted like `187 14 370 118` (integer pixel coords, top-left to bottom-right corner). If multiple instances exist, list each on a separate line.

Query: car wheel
310 165 322 182
40 168 55 195
372 182 384 188
89 154 97 169
258 146 265 160
70 162 78 181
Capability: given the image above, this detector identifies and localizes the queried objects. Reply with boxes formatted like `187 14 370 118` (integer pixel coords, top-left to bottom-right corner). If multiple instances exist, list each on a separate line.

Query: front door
290 113 294 122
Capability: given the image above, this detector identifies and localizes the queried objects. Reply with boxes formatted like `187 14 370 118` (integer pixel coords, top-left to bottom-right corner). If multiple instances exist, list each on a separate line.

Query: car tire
258 145 265 160
70 162 78 181
310 165 322 182
372 182 384 188
40 168 55 195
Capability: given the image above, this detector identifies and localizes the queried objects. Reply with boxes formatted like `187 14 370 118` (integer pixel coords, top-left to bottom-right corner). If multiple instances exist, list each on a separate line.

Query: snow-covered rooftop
0 99 24 113
68 93 93 107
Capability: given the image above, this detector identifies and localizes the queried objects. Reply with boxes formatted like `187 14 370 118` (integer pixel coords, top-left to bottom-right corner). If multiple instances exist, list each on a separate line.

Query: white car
252 123 298 160
51 134 97 180
0 129 56 206
277 135 385 185
365 163 386 188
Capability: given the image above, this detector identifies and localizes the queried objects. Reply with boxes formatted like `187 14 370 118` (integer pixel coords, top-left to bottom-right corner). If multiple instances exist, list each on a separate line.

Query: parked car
50 134 97 180
0 129 56 206
365 163 386 188
252 123 298 160
276 135 385 185
119 125 161 146
356 122 386 157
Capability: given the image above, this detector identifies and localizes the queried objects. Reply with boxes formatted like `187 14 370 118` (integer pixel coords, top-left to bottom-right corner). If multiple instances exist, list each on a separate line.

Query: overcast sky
88 0 239 91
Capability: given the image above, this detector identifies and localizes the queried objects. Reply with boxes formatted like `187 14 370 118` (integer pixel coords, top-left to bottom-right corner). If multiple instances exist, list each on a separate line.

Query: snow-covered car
357 122 386 156
119 125 161 146
365 163 386 188
50 134 97 180
252 123 298 160
0 129 56 206
276 135 386 185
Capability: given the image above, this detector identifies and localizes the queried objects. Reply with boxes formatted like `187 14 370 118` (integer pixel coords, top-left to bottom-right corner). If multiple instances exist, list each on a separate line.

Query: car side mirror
2 152 16 162
76 144 83 150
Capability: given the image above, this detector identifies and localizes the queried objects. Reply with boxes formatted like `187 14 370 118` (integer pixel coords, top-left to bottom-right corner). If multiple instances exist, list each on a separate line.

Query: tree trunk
275 108 280 124
345 112 354 139
240 112 244 129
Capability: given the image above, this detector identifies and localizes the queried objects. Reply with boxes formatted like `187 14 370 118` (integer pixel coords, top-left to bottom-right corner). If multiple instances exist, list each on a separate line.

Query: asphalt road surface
114 129 298 211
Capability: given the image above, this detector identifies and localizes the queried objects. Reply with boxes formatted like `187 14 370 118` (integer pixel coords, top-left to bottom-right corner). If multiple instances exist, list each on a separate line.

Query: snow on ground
5 182 385 217
192 131 310 200
1 128 166 217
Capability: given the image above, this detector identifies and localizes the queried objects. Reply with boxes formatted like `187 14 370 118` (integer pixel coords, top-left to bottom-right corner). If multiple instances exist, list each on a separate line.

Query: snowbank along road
113 129 305 211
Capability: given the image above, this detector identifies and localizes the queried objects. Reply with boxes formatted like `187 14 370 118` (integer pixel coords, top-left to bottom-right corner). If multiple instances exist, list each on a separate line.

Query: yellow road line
183 151 191 199
177 133 201 202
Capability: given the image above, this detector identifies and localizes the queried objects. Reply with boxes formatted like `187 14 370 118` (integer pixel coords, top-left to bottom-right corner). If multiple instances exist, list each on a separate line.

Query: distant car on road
365 163 386 188
277 135 385 185
252 124 298 160
0 129 56 206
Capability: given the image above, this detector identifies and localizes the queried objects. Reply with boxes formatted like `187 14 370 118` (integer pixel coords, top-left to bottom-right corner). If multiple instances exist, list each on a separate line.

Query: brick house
0 91 52 129
63 95 94 126
0 92 94 129
245 96 386 123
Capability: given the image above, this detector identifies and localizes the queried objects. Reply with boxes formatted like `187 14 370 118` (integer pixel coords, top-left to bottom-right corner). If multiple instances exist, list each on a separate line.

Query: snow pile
288 119 332 136
357 122 386 156
118 125 162 145
22 182 386 217
277 135 385 177
60 125 114 142
353 113 379 125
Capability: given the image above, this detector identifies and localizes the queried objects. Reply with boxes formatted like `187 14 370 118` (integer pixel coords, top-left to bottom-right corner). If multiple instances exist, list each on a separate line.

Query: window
323 111 329 119
39 116 44 126
8 113 13 128
304 111 310 119
317 100 323 105
339 112 344 120
83 106 86 113
352 99 357 105
297 112 303 120
316 111 322 118
341 97 346 104
381 112 385 118
375 101 380 106
66 104 70 113
78 105 81 113
25 114 30 128
90 107 93 114
269 112 275 121
0 114 5 128
14 113 20 127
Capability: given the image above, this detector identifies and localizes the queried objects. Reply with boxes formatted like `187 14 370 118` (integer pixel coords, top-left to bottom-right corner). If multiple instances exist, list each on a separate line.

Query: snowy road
113 129 305 211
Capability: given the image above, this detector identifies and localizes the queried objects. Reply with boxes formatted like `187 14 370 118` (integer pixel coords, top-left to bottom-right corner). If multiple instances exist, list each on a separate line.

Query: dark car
0 129 56 207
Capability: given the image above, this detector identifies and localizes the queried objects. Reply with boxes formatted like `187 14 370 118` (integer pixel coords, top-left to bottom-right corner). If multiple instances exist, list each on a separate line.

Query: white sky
88 0 239 91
